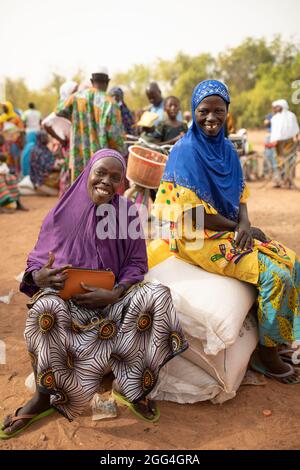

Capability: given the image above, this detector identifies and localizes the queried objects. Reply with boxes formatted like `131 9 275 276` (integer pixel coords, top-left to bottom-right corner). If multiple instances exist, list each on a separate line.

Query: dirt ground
1 131 300 450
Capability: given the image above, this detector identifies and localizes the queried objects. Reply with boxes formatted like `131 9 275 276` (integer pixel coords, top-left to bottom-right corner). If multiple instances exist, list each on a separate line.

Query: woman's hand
250 226 269 243
72 283 124 308
235 222 253 250
33 252 71 290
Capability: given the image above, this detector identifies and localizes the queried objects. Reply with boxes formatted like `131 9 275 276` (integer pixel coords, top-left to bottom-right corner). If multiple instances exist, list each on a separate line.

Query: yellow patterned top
152 181 250 222
149 182 295 285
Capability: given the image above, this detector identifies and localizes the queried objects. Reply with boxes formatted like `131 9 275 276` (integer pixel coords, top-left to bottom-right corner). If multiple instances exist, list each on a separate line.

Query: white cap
93 66 109 77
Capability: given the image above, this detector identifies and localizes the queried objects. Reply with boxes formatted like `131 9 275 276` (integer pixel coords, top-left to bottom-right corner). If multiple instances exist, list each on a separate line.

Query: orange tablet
58 268 115 300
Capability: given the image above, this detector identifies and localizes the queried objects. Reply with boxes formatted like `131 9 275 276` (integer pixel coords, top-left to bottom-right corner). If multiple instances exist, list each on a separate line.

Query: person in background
145 82 182 127
43 80 78 196
0 153 28 212
21 131 37 176
0 102 25 175
109 87 135 135
263 105 280 185
56 67 125 181
30 131 60 196
0 101 24 129
56 81 78 113
22 103 41 133
270 99 299 188
183 110 192 128
154 96 188 145
146 82 165 126
224 111 235 137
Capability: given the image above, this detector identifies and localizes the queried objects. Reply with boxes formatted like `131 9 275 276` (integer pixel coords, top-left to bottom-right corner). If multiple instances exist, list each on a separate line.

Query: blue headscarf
162 80 244 221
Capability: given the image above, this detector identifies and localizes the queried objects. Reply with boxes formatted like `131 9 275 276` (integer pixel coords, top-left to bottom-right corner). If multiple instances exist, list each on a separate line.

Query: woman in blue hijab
152 79 300 384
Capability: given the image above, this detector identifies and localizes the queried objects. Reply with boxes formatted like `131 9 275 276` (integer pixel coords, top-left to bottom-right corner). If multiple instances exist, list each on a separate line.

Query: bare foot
16 201 29 211
134 398 158 420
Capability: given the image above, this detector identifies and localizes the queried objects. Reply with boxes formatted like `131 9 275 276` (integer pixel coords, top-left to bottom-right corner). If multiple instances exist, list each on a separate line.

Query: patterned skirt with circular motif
25 282 188 420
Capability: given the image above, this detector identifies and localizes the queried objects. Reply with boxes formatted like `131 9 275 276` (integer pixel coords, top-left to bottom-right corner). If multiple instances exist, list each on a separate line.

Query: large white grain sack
145 256 257 354
148 356 223 404
182 315 258 397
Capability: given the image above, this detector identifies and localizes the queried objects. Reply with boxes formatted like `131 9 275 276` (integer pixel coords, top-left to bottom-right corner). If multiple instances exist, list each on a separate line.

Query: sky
1 0 300 89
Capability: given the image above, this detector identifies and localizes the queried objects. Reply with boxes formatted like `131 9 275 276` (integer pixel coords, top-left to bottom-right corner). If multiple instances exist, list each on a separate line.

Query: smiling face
87 157 123 205
195 95 227 136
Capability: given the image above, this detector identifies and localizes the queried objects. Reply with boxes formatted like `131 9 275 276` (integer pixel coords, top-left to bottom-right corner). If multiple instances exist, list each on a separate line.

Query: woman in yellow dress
151 80 300 384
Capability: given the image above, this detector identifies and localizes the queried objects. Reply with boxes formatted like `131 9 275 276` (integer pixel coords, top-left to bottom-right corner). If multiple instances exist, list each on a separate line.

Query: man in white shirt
22 103 41 132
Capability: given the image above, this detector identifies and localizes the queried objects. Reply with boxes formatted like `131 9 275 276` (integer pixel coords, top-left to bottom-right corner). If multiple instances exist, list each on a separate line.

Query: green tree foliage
168 53 216 111
217 37 274 95
5 76 58 116
3 37 300 127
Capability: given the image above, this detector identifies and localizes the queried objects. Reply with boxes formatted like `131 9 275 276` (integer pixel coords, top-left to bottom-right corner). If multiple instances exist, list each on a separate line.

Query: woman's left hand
72 283 122 308
250 226 269 243
235 222 253 250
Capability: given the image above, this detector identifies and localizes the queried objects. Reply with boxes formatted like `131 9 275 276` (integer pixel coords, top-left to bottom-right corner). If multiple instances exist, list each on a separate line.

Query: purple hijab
20 149 148 297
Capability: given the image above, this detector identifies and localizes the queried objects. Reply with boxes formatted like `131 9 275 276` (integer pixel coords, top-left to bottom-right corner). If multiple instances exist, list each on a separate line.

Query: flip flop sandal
0 407 55 440
278 349 300 366
112 390 160 423
250 352 300 384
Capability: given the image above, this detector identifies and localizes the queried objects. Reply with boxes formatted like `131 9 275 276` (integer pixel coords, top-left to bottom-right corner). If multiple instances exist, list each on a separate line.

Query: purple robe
20 149 148 296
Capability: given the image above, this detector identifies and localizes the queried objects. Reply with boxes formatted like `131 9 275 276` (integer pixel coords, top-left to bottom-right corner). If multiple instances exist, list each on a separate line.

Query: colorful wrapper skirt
25 282 188 421
257 252 300 347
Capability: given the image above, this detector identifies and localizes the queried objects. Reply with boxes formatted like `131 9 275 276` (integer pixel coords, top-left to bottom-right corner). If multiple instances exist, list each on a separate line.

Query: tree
112 64 152 110
217 37 274 95
48 73 66 95
2 36 300 127
170 53 216 111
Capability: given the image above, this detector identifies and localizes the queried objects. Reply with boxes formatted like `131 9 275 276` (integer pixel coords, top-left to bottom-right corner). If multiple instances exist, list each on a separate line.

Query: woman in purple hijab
1 149 187 439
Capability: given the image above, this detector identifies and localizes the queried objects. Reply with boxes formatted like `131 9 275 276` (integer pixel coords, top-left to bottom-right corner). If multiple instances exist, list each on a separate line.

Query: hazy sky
1 0 300 89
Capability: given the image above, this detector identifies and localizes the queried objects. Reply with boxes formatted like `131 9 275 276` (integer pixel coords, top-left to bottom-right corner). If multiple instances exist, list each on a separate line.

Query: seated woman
152 80 300 384
0 149 187 439
29 131 60 196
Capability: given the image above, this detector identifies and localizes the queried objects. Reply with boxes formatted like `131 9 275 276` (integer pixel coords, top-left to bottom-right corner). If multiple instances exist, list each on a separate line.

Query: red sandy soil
0 131 300 450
